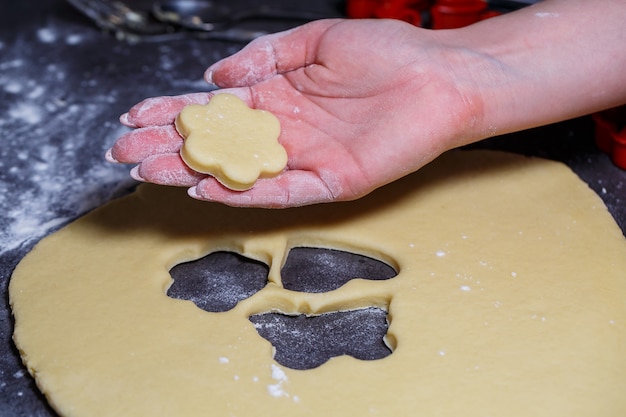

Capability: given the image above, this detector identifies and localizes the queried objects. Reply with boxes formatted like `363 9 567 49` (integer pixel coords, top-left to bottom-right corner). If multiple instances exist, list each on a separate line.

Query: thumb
205 19 342 88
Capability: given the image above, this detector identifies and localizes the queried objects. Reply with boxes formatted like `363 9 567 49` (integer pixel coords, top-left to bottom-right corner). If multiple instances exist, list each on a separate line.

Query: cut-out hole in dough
168 251 269 312
281 247 398 293
249 308 392 370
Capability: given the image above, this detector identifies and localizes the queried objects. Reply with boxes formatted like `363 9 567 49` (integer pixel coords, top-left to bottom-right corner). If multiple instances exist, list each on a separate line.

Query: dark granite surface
0 1 624 416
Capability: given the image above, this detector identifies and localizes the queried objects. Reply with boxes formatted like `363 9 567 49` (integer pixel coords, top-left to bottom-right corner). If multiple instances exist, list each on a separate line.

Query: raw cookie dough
10 151 626 417
176 93 286 191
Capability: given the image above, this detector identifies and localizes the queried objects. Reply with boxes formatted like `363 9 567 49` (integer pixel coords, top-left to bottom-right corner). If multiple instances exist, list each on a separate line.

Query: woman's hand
108 19 485 207
108 0 626 208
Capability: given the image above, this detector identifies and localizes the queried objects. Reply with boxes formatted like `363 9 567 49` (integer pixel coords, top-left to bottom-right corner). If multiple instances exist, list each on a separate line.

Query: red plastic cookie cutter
593 105 626 170
431 0 500 29
346 0 431 26
346 0 500 29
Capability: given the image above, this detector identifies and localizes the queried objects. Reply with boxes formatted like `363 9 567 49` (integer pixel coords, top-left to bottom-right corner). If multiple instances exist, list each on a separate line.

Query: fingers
206 19 343 88
109 89 259 189
189 170 335 208
132 154 206 187
108 125 183 163
121 92 213 128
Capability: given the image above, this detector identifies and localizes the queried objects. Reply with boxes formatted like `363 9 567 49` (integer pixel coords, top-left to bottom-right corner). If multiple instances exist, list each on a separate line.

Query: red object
374 1 425 26
431 0 495 29
346 0 432 26
346 0 499 29
346 0 379 18
593 106 626 170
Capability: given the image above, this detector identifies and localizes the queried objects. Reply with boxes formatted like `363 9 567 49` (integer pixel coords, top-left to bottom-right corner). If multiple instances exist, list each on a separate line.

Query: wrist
444 0 626 142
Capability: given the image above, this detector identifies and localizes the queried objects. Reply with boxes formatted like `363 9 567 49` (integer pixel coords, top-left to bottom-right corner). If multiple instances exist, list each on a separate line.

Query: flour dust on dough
9 150 626 417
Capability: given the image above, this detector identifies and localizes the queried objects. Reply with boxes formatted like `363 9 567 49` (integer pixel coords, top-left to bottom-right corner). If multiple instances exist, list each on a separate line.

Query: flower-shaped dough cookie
176 94 287 191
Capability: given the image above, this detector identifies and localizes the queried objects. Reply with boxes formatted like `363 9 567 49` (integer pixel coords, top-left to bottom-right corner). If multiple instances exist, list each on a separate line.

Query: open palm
109 19 483 207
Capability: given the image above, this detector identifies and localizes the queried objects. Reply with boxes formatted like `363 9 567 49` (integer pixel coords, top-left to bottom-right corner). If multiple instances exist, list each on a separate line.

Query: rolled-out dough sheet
9 150 626 417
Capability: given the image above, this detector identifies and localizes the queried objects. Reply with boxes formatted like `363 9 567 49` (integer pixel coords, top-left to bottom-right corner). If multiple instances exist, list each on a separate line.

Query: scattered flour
271 364 287 382
65 34 84 45
0 15 220 255
267 364 298 401
4 81 22 94
535 12 559 18
36 27 57 43
8 102 44 124
0 23 134 254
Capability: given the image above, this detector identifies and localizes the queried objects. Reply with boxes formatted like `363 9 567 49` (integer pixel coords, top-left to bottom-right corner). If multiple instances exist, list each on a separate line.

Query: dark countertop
0 1 624 416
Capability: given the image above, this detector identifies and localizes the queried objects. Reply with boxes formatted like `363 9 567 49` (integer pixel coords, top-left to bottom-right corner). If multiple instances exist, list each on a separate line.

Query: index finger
121 92 213 128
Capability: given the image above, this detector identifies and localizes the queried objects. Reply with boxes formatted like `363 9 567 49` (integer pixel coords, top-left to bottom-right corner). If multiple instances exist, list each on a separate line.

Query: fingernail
204 69 215 85
130 166 146 182
104 148 118 163
187 186 202 199
119 113 137 128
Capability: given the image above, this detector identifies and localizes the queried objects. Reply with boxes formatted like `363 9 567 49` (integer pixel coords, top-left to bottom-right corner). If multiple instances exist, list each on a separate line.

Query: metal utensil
66 0 337 42
152 0 335 32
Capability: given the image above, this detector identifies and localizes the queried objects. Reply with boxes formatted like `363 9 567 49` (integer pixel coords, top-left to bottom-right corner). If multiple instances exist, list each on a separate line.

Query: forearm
444 0 626 141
